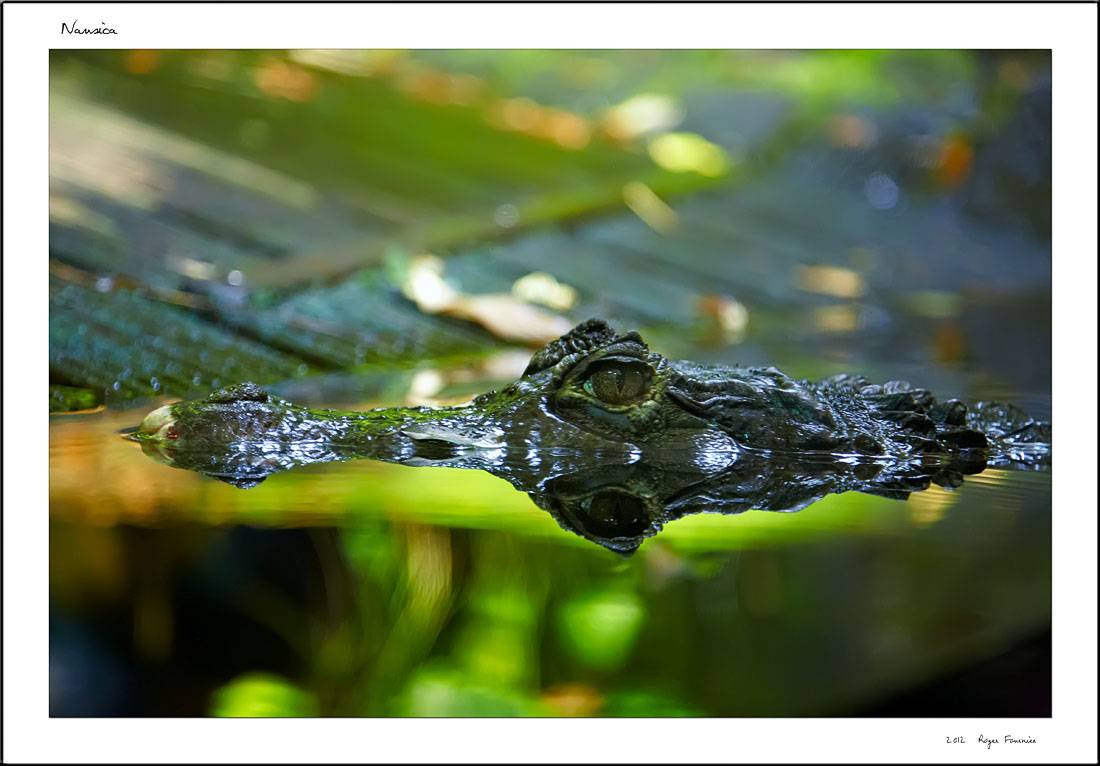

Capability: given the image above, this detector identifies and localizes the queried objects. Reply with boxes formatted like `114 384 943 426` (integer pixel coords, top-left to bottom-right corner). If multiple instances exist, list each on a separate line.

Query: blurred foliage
556 588 645 670
48 48 1050 408
50 384 99 413
49 49 1051 718
409 50 978 114
211 672 318 717
731 50 975 107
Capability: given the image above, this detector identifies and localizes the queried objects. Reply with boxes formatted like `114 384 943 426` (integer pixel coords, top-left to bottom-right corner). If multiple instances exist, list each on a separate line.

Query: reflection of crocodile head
522 451 992 554
127 319 1049 549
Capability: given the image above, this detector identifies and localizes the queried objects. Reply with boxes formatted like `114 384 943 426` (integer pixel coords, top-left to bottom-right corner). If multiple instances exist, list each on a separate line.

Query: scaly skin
127 319 1050 551
130 318 1050 472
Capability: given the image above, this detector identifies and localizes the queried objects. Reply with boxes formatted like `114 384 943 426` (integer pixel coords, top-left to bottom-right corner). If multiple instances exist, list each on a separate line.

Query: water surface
50 390 1051 716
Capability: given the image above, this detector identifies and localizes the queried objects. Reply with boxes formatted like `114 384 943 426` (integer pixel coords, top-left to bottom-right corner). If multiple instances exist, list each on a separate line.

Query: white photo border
5 2 1097 763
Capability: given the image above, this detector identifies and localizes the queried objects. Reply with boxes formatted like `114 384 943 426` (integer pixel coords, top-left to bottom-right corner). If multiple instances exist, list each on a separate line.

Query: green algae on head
127 319 1051 487
123 320 1050 550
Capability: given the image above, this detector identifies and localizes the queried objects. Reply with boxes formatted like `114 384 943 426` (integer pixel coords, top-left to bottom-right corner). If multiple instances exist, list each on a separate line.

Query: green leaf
209 672 318 717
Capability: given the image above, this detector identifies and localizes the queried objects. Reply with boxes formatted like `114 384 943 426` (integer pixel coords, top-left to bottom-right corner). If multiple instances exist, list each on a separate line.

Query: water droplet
112 381 121 390
227 269 244 286
297 364 309 376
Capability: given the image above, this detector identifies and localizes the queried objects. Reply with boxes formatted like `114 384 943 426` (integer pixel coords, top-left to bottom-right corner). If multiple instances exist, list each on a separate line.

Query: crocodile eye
586 360 649 405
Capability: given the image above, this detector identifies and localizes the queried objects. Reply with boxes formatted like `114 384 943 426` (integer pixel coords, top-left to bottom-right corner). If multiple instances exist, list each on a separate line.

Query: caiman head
130 318 752 476
456 318 747 455
130 317 1043 487
457 317 870 455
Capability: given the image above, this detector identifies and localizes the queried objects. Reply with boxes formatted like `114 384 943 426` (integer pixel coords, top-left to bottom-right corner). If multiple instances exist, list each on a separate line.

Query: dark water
49 368 1051 716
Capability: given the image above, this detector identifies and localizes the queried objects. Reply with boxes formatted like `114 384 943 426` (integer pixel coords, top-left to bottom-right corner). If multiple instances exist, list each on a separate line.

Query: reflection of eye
586 361 650 405
578 491 647 538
